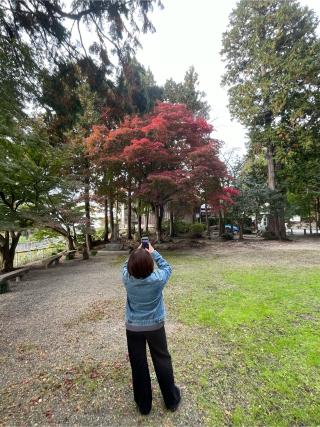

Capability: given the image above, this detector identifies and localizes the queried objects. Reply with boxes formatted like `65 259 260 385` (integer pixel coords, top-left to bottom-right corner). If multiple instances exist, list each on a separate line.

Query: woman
122 243 181 415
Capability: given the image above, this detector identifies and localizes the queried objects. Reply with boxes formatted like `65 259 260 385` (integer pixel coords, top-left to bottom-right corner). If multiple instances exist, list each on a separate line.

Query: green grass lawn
166 253 320 426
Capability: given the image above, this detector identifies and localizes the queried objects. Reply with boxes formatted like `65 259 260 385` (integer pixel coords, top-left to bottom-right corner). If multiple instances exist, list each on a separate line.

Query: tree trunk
239 218 244 240
109 197 115 241
0 245 11 272
0 235 12 272
156 205 164 242
278 207 287 239
205 203 210 237
85 233 91 255
145 208 149 233
316 197 320 235
114 194 119 241
138 215 142 237
127 179 132 240
169 210 174 238
265 144 286 240
135 199 142 237
67 235 75 251
103 196 109 243
266 144 279 239
47 225 74 247
309 205 312 235
218 210 225 236
255 211 259 233
66 227 75 250
0 231 21 272
266 145 276 191
84 176 92 249
192 208 196 224
72 224 78 246
82 245 89 260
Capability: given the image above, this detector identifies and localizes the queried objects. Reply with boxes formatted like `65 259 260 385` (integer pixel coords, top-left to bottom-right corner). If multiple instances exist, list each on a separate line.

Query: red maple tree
86 102 237 241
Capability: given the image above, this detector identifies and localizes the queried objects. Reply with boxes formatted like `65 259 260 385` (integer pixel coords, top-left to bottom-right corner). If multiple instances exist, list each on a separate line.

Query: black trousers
126 326 180 414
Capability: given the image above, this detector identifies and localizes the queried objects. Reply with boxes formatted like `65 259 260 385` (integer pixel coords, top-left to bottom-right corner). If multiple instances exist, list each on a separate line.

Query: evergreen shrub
190 223 205 237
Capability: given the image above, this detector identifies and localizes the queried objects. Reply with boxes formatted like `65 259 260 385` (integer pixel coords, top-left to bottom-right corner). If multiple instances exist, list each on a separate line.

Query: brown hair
128 248 154 279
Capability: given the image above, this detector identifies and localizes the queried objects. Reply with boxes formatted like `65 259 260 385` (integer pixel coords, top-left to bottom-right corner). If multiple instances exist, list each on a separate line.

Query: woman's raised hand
145 243 155 254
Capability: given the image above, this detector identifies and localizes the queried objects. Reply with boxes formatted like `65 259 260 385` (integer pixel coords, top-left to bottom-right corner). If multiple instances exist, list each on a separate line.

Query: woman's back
122 249 172 326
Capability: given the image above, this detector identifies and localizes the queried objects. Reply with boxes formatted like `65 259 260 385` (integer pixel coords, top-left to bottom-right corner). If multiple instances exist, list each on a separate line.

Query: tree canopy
86 102 231 241
164 66 210 118
221 0 320 239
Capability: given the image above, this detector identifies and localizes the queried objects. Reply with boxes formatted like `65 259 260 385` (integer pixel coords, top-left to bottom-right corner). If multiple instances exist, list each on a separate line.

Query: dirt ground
0 236 319 426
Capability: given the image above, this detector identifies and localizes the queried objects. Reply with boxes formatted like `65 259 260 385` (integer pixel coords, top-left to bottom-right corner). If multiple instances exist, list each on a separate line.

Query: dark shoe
136 403 151 416
139 408 151 415
167 387 181 412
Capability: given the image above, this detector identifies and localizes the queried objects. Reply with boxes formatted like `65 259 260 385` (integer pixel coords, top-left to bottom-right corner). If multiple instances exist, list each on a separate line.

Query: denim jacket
122 250 172 326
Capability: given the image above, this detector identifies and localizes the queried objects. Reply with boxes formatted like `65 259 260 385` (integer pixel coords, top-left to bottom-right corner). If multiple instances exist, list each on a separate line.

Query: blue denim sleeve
151 250 172 287
122 261 129 286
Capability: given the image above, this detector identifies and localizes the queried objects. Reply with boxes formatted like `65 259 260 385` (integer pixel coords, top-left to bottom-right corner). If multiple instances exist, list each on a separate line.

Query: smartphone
141 236 149 249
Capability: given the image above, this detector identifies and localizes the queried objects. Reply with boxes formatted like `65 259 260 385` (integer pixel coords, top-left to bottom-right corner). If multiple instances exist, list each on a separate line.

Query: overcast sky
136 0 320 157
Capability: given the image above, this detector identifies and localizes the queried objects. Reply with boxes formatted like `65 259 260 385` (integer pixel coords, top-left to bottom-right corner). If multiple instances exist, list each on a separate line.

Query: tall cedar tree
221 0 320 239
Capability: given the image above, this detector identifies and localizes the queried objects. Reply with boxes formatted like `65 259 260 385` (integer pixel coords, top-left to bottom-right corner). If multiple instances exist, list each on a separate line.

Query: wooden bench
0 267 30 293
42 252 65 269
0 267 30 283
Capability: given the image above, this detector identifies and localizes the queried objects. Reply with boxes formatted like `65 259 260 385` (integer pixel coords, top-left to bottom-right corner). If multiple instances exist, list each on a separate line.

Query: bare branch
77 19 88 58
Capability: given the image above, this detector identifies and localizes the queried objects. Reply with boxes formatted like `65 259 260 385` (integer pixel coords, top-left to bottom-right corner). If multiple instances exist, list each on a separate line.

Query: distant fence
287 228 319 236
14 246 59 268
14 239 63 268
16 238 61 252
